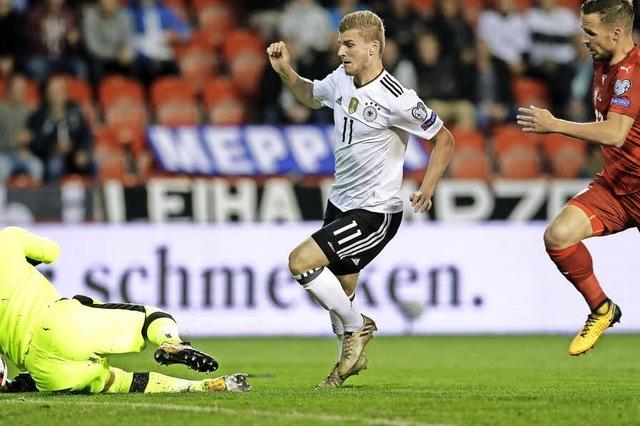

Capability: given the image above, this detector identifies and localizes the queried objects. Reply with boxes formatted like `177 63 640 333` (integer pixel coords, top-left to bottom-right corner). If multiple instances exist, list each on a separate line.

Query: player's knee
288 247 305 276
544 222 575 249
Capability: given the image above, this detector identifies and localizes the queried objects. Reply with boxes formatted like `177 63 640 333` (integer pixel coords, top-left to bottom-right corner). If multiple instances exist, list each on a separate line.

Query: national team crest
614 79 631 96
363 105 378 122
348 97 359 114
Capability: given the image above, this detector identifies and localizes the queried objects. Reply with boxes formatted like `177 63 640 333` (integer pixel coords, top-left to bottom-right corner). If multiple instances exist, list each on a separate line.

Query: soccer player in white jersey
267 10 455 388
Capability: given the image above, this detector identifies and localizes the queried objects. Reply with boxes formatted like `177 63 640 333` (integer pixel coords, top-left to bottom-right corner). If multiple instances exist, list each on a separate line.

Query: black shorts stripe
336 213 391 258
380 78 401 97
73 295 146 313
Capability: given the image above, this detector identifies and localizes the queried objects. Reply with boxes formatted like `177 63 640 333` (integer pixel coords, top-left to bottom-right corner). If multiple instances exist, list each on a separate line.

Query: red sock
546 243 607 310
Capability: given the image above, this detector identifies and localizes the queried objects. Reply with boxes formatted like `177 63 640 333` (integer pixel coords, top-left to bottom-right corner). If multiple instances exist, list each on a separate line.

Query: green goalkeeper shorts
24 298 148 393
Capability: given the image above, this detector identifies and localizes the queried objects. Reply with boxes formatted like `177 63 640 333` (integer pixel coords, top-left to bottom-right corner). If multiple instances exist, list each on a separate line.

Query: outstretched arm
517 106 633 148
410 127 455 213
266 41 322 109
0 227 60 265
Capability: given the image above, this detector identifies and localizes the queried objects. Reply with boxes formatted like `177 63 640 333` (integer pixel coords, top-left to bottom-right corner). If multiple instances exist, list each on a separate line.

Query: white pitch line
6 399 453 426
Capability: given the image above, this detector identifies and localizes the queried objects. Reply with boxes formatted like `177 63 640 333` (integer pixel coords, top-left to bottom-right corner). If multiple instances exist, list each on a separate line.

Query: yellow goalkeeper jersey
0 227 61 369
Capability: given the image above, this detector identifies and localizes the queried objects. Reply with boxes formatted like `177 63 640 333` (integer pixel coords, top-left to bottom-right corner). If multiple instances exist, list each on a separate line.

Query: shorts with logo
569 173 640 235
312 200 403 276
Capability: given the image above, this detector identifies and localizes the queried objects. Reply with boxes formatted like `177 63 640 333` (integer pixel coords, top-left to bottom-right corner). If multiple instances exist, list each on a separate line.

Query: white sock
294 267 363 332
329 310 344 359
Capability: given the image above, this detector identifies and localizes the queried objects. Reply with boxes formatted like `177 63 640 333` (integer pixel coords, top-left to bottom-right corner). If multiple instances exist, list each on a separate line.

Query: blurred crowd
0 0 637 186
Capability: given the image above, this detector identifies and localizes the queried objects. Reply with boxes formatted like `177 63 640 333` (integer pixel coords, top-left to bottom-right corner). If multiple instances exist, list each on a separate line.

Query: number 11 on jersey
342 117 354 144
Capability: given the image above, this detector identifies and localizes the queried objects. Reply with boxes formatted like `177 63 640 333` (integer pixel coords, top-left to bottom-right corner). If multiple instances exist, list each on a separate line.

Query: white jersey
313 65 443 213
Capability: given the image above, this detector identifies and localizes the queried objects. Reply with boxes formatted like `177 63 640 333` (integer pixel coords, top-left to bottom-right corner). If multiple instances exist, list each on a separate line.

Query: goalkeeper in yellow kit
0 226 251 393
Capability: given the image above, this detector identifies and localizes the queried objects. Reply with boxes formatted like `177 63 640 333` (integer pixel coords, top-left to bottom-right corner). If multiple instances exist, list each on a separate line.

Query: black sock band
293 267 324 286
129 372 149 393
142 311 175 341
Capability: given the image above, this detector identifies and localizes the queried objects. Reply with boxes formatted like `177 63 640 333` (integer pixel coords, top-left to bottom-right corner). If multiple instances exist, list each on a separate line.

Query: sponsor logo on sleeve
411 102 428 121
421 112 438 130
614 79 632 95
611 97 631 107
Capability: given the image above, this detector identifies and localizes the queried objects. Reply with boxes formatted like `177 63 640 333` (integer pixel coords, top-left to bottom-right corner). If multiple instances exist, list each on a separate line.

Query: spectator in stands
524 0 580 118
0 75 43 183
83 0 135 87
428 0 477 97
415 32 476 129
127 0 191 87
28 76 95 182
567 43 594 123
26 0 87 84
279 0 333 68
475 41 513 128
0 0 28 77
476 0 528 115
328 0 364 29
382 38 417 90
375 0 422 62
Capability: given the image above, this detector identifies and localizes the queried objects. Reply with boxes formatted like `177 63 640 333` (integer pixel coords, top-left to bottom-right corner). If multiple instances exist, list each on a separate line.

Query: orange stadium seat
151 76 195 107
449 149 492 180
104 103 148 155
64 75 98 128
176 43 217 92
493 125 541 156
498 150 542 179
203 77 240 106
65 76 92 104
0 77 39 110
513 76 549 108
229 51 265 97
450 128 486 152
99 75 145 109
542 134 587 179
157 100 200 126
493 125 543 179
203 77 246 125
223 29 263 63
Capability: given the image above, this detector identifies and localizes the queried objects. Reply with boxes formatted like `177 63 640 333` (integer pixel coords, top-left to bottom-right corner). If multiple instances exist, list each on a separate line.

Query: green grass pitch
1 335 639 425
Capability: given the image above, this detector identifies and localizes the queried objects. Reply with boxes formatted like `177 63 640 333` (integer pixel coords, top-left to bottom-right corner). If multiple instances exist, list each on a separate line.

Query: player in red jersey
517 0 636 355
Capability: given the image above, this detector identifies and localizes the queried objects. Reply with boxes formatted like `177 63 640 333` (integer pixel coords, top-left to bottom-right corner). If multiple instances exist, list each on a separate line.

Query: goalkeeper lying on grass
0 226 251 394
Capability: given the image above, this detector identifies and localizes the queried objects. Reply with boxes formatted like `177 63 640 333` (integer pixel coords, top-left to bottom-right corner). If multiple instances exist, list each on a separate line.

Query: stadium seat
157 100 200 126
512 76 549 108
104 103 148 156
99 75 145 109
0 77 39 110
151 76 196 108
542 134 587 179
229 51 265 97
63 75 98 128
492 125 541 157
176 43 217 92
497 149 542 179
203 77 240 106
207 99 246 125
449 149 492 180
450 128 486 152
223 29 263 63
203 77 246 125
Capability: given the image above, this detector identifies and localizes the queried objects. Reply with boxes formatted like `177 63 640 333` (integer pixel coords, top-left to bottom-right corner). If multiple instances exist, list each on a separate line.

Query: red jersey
592 45 640 195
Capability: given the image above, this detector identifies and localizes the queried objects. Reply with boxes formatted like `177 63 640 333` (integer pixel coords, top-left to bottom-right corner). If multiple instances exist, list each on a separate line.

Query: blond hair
338 10 385 57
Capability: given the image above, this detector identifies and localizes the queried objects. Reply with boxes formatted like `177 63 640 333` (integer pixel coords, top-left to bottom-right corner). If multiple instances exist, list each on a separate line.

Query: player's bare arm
266 41 322 109
410 126 455 213
517 106 633 147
